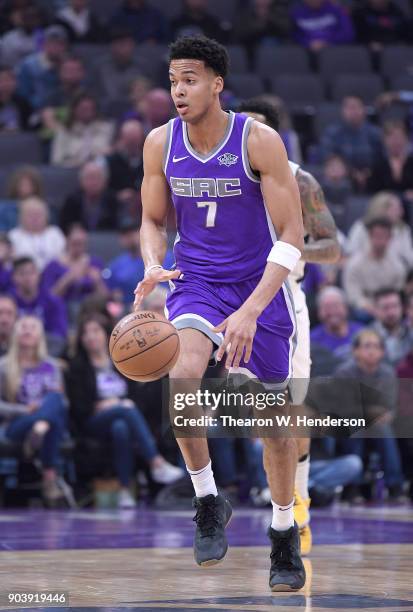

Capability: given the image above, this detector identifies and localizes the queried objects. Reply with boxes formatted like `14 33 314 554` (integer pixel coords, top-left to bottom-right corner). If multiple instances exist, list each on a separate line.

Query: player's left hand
213 308 257 369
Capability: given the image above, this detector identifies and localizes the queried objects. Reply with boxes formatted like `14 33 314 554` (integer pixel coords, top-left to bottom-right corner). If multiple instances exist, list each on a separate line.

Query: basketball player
238 98 340 556
134 36 305 591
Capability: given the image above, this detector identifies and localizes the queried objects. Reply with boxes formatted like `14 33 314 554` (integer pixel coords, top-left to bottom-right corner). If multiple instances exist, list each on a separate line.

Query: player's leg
169 327 232 567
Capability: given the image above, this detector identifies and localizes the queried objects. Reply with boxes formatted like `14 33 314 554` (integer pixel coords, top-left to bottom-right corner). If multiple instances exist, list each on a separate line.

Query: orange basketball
109 311 180 382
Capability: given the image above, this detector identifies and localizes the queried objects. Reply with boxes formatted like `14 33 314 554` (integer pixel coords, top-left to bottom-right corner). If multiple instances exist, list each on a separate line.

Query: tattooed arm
296 168 340 264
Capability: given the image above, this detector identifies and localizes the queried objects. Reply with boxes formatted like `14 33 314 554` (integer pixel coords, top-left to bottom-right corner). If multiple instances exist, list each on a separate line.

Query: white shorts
289 284 311 405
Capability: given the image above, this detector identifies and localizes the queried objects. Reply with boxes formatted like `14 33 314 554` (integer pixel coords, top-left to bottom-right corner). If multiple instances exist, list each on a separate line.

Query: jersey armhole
162 118 175 175
242 117 261 183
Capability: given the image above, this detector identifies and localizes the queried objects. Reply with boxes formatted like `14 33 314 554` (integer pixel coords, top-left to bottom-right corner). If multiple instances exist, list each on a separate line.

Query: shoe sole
198 508 233 568
270 583 305 592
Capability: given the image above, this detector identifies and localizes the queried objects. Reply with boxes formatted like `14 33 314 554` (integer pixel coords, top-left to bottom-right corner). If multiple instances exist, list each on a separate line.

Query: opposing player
239 97 340 555
134 36 305 591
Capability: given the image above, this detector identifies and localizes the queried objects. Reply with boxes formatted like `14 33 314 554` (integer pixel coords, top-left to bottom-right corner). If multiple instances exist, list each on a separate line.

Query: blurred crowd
0 0 412 509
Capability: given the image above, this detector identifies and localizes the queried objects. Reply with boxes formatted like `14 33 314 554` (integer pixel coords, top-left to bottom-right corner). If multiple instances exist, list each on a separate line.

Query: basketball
109 311 180 382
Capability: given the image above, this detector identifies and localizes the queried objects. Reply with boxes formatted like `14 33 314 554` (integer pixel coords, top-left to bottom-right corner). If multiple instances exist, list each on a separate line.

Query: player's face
169 59 223 123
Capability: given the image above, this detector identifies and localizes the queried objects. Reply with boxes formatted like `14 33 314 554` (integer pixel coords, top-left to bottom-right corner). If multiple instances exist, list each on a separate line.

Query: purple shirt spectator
290 0 354 49
16 359 62 405
41 255 104 303
311 321 362 357
12 287 68 339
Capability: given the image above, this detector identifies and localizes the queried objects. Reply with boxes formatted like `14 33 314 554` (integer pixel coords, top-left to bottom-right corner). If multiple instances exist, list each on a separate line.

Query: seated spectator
0 65 31 132
56 0 104 44
319 154 352 208
51 91 114 168
105 120 144 215
353 0 409 50
311 286 363 364
335 329 406 502
9 197 66 271
290 0 354 51
105 221 174 305
319 96 383 191
0 165 44 232
347 192 413 270
368 121 413 198
233 0 290 56
59 160 121 232
16 25 68 112
370 289 412 366
42 224 108 322
121 76 153 124
172 0 228 43
260 94 302 164
0 295 17 356
111 0 169 44
0 234 14 292
0 315 69 506
67 314 184 508
343 218 406 319
0 0 33 36
96 27 149 106
1 4 45 66
138 88 173 133
11 257 68 353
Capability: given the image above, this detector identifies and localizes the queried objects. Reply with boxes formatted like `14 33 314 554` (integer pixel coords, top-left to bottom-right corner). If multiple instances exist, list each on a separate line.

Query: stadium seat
136 43 168 81
313 102 342 138
226 74 265 98
344 195 370 233
255 45 310 79
73 44 109 70
89 0 122 23
270 74 324 111
319 46 372 80
227 45 249 73
330 74 383 104
207 0 238 22
389 74 413 92
381 45 413 78
38 166 79 212
147 0 181 19
89 232 122 264
0 133 43 165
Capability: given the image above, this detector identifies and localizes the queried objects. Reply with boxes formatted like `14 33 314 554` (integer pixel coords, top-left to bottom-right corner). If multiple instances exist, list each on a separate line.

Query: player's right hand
133 267 181 311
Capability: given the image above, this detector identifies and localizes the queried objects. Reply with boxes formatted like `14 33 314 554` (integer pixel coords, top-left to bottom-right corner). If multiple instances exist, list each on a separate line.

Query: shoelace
270 537 296 571
193 501 220 538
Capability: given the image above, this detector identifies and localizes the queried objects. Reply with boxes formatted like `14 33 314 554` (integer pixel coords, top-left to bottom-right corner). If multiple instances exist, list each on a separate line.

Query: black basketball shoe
268 522 306 591
192 494 232 567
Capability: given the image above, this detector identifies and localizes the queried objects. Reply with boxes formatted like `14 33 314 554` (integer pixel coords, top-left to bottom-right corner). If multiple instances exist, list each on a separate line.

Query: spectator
0 315 69 505
319 96 383 191
16 25 68 112
1 4 45 66
0 65 31 131
0 0 34 36
311 286 363 364
42 55 87 117
259 94 302 163
290 0 354 51
59 160 121 232
353 0 408 49
96 27 149 106
105 119 144 213
0 234 14 292
9 197 66 271
404 269 413 298
138 88 173 133
371 289 412 366
105 221 174 305
343 218 406 319
67 314 184 508
368 121 413 198
0 295 17 356
56 0 104 44
11 257 68 352
51 91 114 167
121 76 153 123
41 224 108 322
0 165 44 232
233 0 290 56
347 192 413 270
172 0 228 43
111 0 169 44
335 329 406 502
319 154 352 208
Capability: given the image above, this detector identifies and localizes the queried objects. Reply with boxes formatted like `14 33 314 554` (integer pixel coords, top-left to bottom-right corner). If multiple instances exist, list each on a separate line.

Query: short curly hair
237 97 280 132
169 36 229 78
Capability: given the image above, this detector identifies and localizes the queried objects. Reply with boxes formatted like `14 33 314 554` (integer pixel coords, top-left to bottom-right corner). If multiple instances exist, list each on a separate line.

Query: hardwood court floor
0 505 412 611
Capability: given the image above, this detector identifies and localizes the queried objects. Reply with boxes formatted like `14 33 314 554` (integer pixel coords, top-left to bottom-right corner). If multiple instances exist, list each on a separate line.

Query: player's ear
214 76 224 94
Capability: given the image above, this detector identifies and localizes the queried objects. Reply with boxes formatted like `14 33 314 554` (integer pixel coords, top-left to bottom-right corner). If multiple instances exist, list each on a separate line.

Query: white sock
186 460 218 498
271 499 294 531
295 455 310 500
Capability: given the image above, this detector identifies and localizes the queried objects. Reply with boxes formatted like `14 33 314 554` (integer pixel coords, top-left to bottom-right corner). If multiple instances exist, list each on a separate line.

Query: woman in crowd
9 196 66 271
67 314 184 508
0 316 69 505
0 166 44 232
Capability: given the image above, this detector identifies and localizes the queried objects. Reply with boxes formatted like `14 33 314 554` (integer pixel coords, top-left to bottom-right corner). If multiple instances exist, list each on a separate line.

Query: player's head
238 97 280 132
168 36 229 123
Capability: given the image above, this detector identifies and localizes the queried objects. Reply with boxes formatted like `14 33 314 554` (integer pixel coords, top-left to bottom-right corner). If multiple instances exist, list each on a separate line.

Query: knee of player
169 353 207 379
262 436 296 453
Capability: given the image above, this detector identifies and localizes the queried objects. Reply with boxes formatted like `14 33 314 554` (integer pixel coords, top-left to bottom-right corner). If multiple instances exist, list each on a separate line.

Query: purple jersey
164 111 275 283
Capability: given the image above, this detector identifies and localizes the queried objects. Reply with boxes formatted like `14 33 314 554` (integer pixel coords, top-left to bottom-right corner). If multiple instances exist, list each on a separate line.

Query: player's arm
214 123 304 368
296 168 340 264
133 126 181 309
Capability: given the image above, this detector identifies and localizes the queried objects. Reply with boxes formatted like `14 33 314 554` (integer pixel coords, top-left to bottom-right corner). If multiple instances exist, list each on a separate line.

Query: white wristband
144 264 163 277
267 241 301 272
